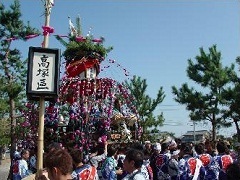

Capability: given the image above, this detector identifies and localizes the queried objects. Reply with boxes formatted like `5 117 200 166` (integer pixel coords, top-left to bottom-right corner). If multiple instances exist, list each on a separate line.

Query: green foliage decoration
63 36 113 62
55 16 113 63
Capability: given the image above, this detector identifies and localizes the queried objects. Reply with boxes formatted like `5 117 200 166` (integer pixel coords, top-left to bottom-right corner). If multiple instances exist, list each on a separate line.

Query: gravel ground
0 153 10 180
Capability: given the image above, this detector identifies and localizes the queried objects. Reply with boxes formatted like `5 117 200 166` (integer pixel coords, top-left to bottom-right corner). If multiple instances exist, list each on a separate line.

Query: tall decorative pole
37 0 54 175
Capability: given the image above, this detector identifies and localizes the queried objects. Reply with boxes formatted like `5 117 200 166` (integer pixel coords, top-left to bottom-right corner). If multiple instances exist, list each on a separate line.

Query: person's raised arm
104 141 108 155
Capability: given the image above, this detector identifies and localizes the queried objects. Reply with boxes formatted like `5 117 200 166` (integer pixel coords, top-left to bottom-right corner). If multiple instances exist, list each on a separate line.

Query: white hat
145 141 151 144
153 143 161 151
169 140 177 148
172 150 180 156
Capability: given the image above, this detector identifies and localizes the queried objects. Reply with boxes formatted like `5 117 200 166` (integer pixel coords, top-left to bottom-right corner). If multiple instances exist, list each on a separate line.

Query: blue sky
3 0 240 137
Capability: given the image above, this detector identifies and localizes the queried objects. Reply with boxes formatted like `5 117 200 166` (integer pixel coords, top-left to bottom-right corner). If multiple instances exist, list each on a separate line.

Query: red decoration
66 58 99 78
75 36 86 42
42 26 54 36
15 21 142 151
221 155 233 172
188 157 197 175
199 154 211 166
92 39 102 43
25 34 40 40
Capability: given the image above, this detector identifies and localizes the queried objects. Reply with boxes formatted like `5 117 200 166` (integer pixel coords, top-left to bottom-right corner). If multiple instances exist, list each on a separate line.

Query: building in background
181 130 211 144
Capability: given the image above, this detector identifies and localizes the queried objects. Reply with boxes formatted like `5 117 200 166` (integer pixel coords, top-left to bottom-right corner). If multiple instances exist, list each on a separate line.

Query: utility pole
188 121 196 144
193 121 196 144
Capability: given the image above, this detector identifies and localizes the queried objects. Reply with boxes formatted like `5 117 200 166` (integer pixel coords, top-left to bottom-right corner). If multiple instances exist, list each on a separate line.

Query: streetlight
193 121 196 144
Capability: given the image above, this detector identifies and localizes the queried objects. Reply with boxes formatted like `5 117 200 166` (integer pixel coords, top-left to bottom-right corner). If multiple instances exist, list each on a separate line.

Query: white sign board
31 52 55 92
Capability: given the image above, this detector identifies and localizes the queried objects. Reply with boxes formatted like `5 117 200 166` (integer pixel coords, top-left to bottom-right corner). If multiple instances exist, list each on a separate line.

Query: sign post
26 47 60 175
26 0 57 177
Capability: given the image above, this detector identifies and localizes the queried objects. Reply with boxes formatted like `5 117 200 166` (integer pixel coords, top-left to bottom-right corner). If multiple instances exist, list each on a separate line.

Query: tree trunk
3 43 16 180
233 118 240 167
212 113 216 141
7 98 16 180
233 119 240 142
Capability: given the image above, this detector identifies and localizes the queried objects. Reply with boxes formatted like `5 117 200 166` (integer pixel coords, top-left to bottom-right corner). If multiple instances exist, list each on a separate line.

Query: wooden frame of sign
26 47 60 101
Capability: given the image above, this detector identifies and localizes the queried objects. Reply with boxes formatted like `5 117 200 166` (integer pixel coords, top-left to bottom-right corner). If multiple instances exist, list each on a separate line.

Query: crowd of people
11 138 240 180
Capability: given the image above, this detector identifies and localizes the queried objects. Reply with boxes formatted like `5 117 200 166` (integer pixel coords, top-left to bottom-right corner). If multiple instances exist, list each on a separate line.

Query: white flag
50 0 54 6
68 17 77 36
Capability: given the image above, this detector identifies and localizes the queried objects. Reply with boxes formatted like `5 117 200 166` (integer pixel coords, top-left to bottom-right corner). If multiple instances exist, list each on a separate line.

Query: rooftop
183 130 210 136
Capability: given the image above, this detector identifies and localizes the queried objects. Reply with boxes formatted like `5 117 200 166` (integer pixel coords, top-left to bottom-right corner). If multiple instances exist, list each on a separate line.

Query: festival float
18 17 142 152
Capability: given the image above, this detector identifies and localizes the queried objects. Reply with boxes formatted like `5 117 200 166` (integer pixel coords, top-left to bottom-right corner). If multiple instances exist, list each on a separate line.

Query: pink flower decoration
99 135 107 143
42 26 54 36
25 34 39 39
70 134 75 140
92 39 102 43
81 132 85 136
98 137 102 143
21 121 30 127
75 36 86 42
75 130 81 135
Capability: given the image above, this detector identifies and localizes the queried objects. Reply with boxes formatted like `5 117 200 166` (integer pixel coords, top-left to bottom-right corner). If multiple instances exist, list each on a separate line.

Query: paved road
0 153 11 180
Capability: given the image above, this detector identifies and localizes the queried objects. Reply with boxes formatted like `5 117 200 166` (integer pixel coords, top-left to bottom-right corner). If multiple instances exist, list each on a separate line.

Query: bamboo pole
37 97 45 172
36 0 51 177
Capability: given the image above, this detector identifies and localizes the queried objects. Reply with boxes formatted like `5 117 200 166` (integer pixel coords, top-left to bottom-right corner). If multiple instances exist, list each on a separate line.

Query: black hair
21 149 29 157
44 148 73 175
216 141 228 154
70 149 83 168
47 142 62 153
90 146 98 154
90 144 104 155
107 145 118 157
161 142 168 153
181 143 193 155
226 163 240 180
125 149 144 169
130 142 144 151
195 143 205 155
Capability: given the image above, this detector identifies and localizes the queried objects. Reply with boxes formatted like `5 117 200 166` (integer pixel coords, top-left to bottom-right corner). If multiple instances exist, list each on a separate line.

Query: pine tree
172 45 236 141
221 57 240 142
0 1 39 179
124 75 165 141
